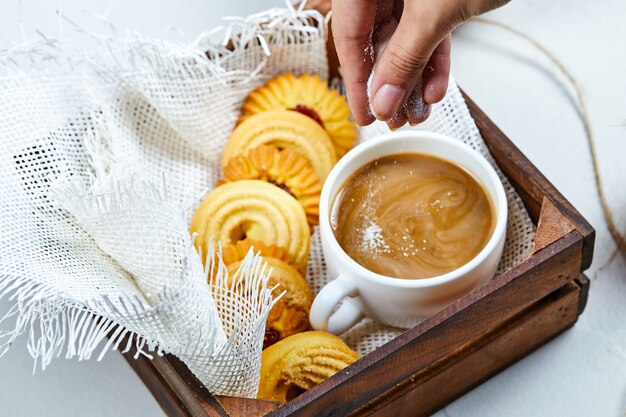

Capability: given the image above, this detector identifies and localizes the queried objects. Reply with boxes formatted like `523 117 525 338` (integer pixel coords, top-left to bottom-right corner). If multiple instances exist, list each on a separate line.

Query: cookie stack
190 73 359 401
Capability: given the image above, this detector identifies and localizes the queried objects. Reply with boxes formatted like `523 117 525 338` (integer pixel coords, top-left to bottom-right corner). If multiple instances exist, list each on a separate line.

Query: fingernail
371 84 405 121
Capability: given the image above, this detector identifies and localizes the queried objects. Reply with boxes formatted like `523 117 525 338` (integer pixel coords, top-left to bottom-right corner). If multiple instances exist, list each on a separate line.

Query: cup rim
320 130 508 289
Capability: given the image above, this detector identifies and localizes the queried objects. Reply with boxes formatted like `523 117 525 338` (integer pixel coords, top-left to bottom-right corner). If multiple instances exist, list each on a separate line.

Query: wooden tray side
349 275 589 417
123 351 199 417
124 273 589 417
462 92 595 270
268 231 584 417
122 346 229 417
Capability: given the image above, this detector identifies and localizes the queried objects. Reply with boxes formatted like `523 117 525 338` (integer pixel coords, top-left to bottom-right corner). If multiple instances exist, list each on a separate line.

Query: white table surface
1 1 625 416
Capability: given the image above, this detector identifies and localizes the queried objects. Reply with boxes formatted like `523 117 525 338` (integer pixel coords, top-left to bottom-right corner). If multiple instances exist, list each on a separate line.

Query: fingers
422 35 451 105
369 2 449 121
331 0 377 126
386 106 407 130
334 0 503 127
405 88 431 125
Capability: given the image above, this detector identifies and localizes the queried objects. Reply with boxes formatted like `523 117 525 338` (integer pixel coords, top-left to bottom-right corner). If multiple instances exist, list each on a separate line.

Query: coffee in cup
310 131 508 334
330 153 495 279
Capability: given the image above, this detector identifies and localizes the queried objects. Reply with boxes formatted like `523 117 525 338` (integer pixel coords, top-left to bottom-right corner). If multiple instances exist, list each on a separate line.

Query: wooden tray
121 90 594 416
122 2 595 412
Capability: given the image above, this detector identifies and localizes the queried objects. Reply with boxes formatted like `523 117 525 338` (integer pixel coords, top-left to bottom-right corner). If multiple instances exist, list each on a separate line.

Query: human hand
332 0 509 128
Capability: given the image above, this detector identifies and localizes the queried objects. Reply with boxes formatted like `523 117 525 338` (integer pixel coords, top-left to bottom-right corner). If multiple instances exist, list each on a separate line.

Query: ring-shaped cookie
223 110 336 182
258 331 360 402
223 145 321 227
239 73 356 157
190 180 310 272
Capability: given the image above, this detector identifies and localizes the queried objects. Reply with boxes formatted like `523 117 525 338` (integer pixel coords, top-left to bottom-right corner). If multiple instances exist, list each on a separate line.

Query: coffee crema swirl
330 153 495 279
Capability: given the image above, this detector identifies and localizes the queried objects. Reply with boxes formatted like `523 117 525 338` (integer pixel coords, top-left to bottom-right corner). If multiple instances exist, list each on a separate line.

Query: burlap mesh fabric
0 5 534 394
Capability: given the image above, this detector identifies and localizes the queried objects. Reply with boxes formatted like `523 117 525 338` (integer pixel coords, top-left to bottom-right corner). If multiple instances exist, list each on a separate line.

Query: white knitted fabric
0 3 534 395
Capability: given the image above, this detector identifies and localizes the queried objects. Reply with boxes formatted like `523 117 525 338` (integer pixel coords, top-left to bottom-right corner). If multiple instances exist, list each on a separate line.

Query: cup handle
310 275 366 335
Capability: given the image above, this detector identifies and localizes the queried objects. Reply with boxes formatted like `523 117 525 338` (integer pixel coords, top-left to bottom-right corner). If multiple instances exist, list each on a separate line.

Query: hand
332 0 509 127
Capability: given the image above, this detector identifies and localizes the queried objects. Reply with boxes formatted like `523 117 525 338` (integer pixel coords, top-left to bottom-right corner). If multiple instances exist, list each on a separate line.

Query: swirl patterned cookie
190 180 310 273
220 237 294 268
223 110 336 182
239 73 357 158
258 331 360 402
223 145 321 227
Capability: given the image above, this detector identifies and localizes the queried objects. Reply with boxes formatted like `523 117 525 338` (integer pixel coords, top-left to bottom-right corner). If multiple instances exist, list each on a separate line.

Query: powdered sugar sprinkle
362 222 390 253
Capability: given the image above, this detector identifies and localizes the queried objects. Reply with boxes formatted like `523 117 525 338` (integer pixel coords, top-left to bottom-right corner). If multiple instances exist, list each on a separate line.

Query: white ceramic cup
309 131 508 334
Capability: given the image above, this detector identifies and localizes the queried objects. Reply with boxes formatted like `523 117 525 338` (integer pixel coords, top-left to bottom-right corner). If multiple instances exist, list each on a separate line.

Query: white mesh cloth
0 3 535 396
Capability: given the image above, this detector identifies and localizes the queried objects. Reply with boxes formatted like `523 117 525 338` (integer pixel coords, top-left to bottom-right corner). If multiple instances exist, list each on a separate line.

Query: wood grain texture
350 278 586 417
216 396 281 417
534 197 576 253
122 350 196 417
350 278 585 417
574 274 590 315
162 355 230 417
122 349 226 417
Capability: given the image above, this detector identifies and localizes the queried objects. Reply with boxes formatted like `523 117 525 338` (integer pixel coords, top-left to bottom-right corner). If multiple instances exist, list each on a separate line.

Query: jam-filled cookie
258 331 360 402
239 73 356 157
222 110 336 181
190 180 310 273
223 145 321 227
227 257 312 346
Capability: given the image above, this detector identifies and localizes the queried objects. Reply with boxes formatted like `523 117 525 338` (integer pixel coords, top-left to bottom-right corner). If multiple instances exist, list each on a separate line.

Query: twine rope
472 16 626 257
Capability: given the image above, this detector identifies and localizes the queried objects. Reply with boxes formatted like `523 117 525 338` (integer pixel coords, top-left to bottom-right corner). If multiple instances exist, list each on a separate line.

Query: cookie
258 331 360 402
228 257 312 345
222 110 336 182
221 237 294 269
223 145 321 227
190 180 310 273
240 73 357 157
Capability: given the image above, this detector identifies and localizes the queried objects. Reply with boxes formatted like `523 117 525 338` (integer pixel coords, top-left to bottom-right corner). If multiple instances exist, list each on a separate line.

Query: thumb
369 11 451 121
